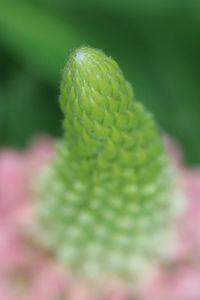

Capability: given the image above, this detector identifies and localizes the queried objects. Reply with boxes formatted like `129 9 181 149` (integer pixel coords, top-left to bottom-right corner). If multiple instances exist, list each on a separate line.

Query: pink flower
0 149 27 221
139 137 200 300
0 136 68 300
0 135 200 299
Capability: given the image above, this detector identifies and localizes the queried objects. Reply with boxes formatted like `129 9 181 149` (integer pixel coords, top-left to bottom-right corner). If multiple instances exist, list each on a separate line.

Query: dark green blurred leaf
0 0 98 83
0 73 61 147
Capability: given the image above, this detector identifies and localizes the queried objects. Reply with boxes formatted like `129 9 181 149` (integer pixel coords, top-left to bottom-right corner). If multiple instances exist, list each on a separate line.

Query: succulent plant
35 47 182 282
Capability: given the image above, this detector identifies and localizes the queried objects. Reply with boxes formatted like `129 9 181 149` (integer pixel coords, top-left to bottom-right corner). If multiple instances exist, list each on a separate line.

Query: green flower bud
35 47 183 281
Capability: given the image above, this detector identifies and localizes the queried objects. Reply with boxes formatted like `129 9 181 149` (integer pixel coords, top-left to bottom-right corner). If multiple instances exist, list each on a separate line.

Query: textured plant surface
0 136 200 299
33 47 182 281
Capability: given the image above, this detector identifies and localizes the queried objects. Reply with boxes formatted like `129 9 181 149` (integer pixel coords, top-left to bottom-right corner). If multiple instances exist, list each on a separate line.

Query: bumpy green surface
36 47 178 280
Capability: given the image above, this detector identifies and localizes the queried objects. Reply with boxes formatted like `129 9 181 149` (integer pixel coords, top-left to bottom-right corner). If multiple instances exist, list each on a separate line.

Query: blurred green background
0 0 199 165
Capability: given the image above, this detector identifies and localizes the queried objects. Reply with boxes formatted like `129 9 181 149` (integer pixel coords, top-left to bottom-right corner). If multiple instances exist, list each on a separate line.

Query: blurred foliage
0 0 199 164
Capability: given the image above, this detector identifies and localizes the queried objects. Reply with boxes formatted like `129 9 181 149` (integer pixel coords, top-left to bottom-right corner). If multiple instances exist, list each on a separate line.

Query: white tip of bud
75 49 90 64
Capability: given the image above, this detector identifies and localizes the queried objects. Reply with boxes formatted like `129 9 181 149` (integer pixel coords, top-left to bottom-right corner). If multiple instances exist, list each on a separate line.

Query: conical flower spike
35 47 183 281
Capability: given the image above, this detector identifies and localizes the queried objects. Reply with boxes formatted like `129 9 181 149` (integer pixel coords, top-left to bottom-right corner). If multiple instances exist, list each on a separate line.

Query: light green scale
35 47 182 281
